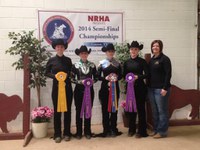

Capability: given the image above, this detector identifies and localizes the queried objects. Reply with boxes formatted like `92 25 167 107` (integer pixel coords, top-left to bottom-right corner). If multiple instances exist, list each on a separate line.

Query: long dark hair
151 40 163 53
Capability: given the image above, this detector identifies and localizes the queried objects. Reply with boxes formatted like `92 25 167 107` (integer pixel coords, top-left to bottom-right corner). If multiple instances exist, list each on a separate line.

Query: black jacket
148 53 172 90
123 56 149 87
45 55 72 85
97 58 122 100
71 60 97 87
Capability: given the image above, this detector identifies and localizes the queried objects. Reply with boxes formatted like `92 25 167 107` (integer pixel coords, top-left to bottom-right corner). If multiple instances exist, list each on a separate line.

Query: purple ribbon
80 78 93 119
125 73 137 112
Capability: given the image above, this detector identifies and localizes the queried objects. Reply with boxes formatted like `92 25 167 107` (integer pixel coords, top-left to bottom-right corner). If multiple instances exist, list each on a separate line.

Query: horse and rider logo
43 15 74 45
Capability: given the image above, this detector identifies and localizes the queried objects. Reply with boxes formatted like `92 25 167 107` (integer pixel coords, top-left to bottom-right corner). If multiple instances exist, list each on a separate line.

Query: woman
71 45 97 140
148 40 172 138
45 39 73 143
97 43 122 137
123 41 149 138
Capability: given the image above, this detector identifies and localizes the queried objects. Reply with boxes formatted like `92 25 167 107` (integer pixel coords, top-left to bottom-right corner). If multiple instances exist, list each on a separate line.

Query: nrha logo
88 15 110 22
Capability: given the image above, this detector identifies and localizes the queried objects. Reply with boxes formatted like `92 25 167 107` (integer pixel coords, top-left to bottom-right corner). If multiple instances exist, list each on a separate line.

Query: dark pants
52 82 73 138
74 85 94 136
99 81 120 133
128 84 148 135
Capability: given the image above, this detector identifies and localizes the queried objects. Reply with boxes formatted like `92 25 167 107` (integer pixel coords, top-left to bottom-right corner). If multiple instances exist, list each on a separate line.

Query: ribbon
108 73 118 113
80 78 93 119
55 71 67 112
125 73 137 112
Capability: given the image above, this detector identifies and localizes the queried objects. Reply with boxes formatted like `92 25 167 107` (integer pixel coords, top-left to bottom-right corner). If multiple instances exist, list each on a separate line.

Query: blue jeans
148 88 170 136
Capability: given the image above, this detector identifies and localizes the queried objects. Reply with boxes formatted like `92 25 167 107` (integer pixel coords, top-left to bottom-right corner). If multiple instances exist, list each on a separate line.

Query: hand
113 77 118 82
160 89 167 96
134 75 138 80
82 80 85 84
105 75 109 81
106 75 118 82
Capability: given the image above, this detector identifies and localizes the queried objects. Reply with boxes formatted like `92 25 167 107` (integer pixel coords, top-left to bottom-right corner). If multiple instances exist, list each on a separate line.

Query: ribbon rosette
55 71 68 112
107 73 118 113
125 73 137 112
80 78 93 119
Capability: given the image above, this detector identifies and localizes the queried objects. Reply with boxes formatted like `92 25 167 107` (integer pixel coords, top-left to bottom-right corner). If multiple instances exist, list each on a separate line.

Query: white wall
0 0 198 132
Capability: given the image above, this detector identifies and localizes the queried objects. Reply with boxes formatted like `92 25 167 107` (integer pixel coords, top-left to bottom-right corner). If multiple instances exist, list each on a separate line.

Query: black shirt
97 58 122 82
148 53 172 90
123 56 149 86
45 55 72 84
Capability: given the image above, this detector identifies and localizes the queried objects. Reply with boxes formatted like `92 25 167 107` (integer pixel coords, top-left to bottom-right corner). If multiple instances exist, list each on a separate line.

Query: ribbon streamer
80 78 93 119
55 71 67 112
108 73 118 113
125 73 137 112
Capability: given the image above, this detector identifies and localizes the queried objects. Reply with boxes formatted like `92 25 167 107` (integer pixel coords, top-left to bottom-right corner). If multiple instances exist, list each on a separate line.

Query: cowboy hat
101 43 115 52
52 39 68 49
75 45 91 55
127 41 143 50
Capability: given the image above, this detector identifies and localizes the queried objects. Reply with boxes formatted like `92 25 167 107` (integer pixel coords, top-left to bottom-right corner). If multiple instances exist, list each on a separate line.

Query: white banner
38 10 123 53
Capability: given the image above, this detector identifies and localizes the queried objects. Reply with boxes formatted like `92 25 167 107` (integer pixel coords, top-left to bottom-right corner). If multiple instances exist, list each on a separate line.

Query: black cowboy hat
127 41 143 50
101 43 115 52
75 45 91 55
52 39 68 49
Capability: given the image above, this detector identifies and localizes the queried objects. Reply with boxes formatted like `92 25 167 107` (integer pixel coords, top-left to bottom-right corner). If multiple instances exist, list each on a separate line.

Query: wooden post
23 54 32 147
144 53 151 64
197 0 200 90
